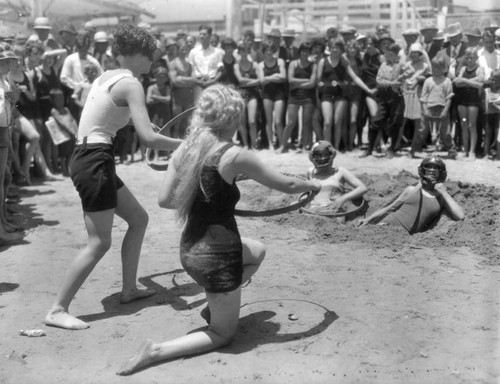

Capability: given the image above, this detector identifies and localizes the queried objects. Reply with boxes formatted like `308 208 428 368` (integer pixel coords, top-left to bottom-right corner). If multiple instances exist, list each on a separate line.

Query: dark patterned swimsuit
261 60 286 101
180 144 243 293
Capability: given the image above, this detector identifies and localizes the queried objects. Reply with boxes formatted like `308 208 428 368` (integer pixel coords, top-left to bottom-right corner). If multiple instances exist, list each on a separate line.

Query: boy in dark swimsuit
358 155 464 233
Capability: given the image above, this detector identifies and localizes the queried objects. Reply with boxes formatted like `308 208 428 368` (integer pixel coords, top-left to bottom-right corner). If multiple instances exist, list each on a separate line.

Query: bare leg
348 101 359 151
114 185 154 303
247 98 258 148
45 209 115 329
334 100 348 150
116 237 265 375
468 106 479 159
273 99 285 147
321 101 334 144
458 105 469 155
263 99 275 149
238 104 249 148
117 288 241 375
279 103 299 153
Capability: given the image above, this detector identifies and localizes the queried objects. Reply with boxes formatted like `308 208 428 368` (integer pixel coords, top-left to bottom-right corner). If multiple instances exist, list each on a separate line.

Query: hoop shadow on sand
78 269 206 324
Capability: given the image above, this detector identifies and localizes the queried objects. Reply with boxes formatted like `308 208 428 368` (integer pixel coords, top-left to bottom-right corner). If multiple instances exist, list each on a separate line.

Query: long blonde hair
170 84 245 224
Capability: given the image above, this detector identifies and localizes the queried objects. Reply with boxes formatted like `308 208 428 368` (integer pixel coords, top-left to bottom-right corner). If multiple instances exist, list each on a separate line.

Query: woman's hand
310 180 322 193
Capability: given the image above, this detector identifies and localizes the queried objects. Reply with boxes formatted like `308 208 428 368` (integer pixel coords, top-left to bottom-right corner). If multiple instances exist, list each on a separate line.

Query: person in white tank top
45 24 182 331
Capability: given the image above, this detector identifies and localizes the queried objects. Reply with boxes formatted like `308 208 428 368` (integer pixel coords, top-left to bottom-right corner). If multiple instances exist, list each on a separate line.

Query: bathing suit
239 62 260 101
454 66 482 107
180 144 243 293
288 60 315 105
261 60 286 101
319 56 350 102
382 187 444 234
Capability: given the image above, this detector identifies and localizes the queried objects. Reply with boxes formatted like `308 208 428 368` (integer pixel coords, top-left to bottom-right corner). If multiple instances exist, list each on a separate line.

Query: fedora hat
339 25 357 35
59 23 76 35
433 30 445 41
164 37 178 48
465 27 482 38
266 28 281 38
378 33 395 44
484 25 499 35
420 22 438 33
446 23 462 38
282 29 296 38
33 17 52 30
0 43 18 61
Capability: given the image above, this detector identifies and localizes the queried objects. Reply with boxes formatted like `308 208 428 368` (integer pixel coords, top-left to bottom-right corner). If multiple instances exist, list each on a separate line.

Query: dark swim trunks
70 142 124 212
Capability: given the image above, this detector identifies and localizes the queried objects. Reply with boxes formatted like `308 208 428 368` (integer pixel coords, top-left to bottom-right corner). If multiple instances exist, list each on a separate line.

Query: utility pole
227 0 242 38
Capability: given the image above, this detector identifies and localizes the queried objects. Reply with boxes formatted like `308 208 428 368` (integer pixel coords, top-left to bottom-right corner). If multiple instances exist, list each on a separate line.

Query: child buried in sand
306 140 368 215
357 155 464 234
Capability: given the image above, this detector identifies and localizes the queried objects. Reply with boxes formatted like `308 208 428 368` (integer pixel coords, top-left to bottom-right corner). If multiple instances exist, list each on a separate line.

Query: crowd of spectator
1 16 500 244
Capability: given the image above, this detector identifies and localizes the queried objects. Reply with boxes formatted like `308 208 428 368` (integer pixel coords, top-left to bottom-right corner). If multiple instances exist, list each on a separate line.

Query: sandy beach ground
1 148 499 384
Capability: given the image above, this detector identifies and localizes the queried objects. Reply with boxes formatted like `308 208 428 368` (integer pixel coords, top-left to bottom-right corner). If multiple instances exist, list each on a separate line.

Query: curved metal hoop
234 190 318 217
299 194 368 218
146 107 197 171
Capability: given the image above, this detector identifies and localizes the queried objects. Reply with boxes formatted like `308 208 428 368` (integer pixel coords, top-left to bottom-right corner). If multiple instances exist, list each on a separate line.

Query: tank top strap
212 143 235 164
96 72 135 92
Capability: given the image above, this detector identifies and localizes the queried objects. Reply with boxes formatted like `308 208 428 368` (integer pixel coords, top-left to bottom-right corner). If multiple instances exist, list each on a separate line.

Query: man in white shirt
60 29 103 120
188 24 223 102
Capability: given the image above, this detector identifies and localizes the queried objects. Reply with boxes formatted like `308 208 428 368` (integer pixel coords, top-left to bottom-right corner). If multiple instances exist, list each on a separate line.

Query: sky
454 0 496 11
139 0 498 24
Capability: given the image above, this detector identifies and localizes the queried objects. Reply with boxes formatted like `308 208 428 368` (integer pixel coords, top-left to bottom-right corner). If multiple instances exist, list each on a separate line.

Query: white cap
94 31 108 43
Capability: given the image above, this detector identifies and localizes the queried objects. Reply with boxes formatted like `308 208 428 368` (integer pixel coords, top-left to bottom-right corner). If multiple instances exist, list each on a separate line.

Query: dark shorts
262 84 286 102
180 224 243 293
69 143 124 212
0 127 9 148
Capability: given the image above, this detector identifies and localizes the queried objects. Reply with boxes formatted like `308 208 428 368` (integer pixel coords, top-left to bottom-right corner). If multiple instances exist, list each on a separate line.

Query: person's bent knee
89 237 112 256
132 208 149 229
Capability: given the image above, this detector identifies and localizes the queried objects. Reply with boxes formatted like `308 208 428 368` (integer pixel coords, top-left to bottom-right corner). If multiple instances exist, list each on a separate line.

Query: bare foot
44 309 90 330
116 339 157 376
120 288 156 304
0 230 24 243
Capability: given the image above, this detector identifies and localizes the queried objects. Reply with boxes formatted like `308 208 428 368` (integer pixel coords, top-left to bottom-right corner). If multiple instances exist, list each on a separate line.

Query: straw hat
339 25 357 35
409 42 424 54
59 23 77 35
266 28 281 38
402 28 420 37
33 17 52 30
378 33 395 44
420 22 438 33
433 30 445 41
282 29 296 38
164 37 178 48
465 27 482 38
446 23 462 38
94 31 108 43
0 43 18 61
484 25 499 35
